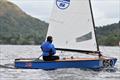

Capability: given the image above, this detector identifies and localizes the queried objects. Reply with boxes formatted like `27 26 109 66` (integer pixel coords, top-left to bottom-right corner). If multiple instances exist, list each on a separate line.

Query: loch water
0 45 120 80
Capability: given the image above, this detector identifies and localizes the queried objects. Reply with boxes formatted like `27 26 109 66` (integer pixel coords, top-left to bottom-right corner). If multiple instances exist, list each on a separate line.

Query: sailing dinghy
15 0 117 70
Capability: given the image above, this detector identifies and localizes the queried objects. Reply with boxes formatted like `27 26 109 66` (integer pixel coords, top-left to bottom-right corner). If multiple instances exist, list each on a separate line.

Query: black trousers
43 56 59 61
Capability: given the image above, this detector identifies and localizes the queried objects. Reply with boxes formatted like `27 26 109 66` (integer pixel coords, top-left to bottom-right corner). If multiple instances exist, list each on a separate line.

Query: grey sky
8 0 120 26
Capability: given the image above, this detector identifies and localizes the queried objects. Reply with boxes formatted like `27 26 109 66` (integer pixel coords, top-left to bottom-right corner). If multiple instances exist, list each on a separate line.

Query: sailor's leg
50 56 59 60
43 56 59 61
43 56 51 61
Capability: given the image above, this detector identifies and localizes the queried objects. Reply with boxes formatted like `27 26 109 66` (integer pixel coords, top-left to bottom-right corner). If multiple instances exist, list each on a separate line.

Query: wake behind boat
15 0 117 70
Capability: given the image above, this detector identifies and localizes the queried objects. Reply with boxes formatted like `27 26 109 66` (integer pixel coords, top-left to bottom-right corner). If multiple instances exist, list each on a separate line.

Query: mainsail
47 0 99 52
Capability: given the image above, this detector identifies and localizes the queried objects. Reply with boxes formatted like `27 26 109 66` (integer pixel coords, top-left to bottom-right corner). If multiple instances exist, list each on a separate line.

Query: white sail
47 0 98 51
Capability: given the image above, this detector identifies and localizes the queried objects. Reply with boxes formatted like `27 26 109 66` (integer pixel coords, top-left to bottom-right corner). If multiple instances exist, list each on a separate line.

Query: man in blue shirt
41 36 59 61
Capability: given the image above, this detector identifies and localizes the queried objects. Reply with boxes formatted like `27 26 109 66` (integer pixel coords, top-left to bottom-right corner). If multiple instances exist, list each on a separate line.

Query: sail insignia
56 0 70 10
76 32 92 42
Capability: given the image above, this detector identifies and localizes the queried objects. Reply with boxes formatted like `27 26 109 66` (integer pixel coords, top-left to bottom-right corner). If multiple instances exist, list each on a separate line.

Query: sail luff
89 0 99 51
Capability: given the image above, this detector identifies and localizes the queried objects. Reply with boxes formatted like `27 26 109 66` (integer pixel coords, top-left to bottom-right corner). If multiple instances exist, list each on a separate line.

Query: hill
96 21 120 46
0 0 48 45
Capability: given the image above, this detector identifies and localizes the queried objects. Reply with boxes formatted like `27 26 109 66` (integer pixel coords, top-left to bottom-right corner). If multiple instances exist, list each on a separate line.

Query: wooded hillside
0 0 48 45
96 21 120 46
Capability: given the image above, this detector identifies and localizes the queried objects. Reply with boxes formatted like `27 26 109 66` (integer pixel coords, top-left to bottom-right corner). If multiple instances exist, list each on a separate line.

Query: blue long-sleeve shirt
41 41 56 56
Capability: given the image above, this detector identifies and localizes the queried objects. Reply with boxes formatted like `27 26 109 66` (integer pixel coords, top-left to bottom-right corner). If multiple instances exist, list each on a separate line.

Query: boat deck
15 56 111 62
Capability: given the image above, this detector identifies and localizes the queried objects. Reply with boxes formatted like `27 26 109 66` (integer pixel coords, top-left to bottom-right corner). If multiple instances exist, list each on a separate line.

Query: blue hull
15 57 117 70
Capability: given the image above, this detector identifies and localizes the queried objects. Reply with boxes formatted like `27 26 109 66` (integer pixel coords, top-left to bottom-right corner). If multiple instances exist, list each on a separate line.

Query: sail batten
47 0 98 52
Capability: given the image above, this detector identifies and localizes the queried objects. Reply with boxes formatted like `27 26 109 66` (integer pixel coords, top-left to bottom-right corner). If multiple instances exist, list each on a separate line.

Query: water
0 45 120 80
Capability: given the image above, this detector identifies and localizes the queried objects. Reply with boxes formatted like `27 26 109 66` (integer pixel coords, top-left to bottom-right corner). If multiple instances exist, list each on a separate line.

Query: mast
89 0 100 51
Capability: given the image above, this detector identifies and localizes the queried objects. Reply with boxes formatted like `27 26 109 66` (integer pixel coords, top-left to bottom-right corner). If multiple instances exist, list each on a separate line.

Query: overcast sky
8 0 120 26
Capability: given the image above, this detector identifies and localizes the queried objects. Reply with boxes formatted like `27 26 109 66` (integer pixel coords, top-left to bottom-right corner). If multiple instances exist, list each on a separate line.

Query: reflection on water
0 45 120 80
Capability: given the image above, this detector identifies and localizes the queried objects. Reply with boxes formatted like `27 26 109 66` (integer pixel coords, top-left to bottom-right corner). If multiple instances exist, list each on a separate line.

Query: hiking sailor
41 36 59 61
